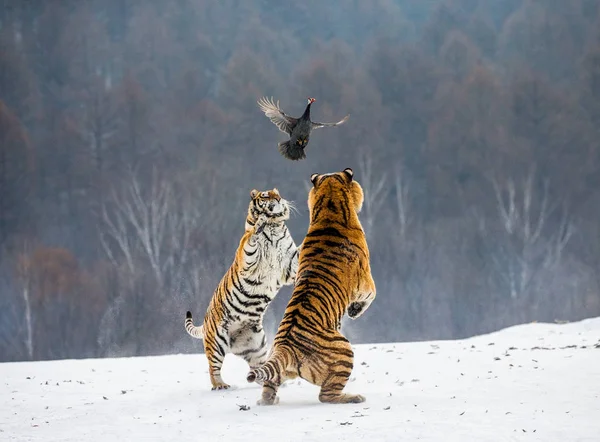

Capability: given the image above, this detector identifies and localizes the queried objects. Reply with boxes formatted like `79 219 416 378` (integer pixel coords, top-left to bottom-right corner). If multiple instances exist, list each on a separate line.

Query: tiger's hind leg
254 348 298 406
257 381 281 405
231 324 269 387
317 336 365 404
257 368 300 405
204 331 231 390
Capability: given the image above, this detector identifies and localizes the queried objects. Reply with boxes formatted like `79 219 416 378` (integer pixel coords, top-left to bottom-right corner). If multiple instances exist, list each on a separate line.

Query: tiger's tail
184 311 204 339
246 347 292 384
278 141 306 161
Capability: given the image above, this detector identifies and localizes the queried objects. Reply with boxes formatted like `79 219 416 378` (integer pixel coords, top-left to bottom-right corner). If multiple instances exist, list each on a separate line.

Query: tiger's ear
343 168 354 181
250 189 259 199
272 188 280 196
310 173 319 186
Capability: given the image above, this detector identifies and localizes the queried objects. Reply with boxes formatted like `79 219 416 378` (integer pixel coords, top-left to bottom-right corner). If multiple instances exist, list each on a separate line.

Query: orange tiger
246 168 376 405
185 188 298 390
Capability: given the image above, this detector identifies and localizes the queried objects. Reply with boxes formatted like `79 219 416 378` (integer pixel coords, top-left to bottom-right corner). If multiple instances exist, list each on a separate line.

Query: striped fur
246 168 376 405
185 188 299 390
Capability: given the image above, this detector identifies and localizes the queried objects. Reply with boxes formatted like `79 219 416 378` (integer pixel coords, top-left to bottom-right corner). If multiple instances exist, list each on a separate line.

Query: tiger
246 168 376 405
185 187 299 390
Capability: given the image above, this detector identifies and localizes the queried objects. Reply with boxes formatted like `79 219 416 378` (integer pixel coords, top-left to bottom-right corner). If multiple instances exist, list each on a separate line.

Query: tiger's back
247 168 376 405
185 188 299 390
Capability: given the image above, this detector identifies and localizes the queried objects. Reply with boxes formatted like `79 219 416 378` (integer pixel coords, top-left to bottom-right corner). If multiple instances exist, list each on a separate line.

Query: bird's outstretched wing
257 97 298 135
311 114 350 129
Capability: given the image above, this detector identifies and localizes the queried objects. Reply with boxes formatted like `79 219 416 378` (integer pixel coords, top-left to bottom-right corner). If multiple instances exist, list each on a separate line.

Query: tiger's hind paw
211 383 231 391
319 393 366 404
347 394 366 403
256 395 279 406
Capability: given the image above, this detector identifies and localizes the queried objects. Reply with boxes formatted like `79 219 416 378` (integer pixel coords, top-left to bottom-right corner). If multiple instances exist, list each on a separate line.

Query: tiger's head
308 168 364 218
247 188 291 226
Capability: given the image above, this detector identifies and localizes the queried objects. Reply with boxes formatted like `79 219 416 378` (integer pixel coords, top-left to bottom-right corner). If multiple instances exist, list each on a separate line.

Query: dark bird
257 97 350 161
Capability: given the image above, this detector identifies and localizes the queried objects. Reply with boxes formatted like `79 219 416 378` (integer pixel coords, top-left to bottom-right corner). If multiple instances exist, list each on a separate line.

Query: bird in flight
257 96 350 161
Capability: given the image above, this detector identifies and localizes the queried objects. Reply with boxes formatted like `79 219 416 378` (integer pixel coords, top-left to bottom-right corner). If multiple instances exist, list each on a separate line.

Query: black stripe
311 195 327 221
322 382 347 391
224 295 261 318
245 246 258 256
243 277 263 286
331 175 345 185
313 263 343 282
231 272 253 297
302 302 329 326
302 246 324 258
212 336 227 357
236 341 267 357
292 284 339 319
306 227 345 238
327 200 338 213
261 231 273 244
342 201 351 225
229 286 264 308
300 270 345 299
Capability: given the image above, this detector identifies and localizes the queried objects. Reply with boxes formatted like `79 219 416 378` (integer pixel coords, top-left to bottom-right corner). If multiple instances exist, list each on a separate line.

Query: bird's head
307 97 316 105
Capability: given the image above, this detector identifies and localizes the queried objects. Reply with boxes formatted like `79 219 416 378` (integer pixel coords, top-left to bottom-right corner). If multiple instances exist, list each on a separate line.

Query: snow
1 318 599 442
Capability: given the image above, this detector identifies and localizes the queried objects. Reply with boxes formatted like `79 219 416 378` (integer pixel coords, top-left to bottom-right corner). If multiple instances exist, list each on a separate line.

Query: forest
1 0 599 362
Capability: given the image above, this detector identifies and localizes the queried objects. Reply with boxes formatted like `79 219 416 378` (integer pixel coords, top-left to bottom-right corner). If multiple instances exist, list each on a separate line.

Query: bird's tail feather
185 311 204 339
278 141 306 161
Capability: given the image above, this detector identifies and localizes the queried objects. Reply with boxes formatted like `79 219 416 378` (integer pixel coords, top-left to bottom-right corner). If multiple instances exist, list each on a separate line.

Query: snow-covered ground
1 319 599 442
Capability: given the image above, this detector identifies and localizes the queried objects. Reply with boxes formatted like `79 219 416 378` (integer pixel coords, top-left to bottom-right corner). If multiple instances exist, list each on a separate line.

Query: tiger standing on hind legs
246 168 376 405
185 188 299 391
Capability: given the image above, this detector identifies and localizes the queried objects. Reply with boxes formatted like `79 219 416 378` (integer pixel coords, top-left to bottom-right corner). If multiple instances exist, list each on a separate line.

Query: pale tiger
185 188 299 390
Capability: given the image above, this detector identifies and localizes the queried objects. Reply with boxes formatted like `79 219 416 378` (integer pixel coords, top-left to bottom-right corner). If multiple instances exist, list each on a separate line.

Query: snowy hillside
1 319 599 442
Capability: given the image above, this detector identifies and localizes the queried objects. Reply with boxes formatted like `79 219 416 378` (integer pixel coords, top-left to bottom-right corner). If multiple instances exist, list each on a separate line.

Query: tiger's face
308 167 364 214
249 188 291 223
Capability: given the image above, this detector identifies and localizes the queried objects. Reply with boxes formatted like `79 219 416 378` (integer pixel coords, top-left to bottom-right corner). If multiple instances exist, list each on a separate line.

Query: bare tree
14 240 35 360
356 151 388 238
387 167 439 336
98 169 205 354
477 166 573 302
0 237 38 361
0 243 28 361
394 164 412 240
58 5 119 185
101 169 173 288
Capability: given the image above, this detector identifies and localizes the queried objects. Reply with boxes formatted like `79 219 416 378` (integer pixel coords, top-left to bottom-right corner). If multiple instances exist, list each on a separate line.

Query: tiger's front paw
347 302 365 319
255 214 268 235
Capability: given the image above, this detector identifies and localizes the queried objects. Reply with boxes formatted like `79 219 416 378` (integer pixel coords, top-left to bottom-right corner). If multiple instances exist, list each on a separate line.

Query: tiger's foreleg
281 246 299 285
318 336 365 404
348 269 377 320
252 214 268 236
241 214 268 270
